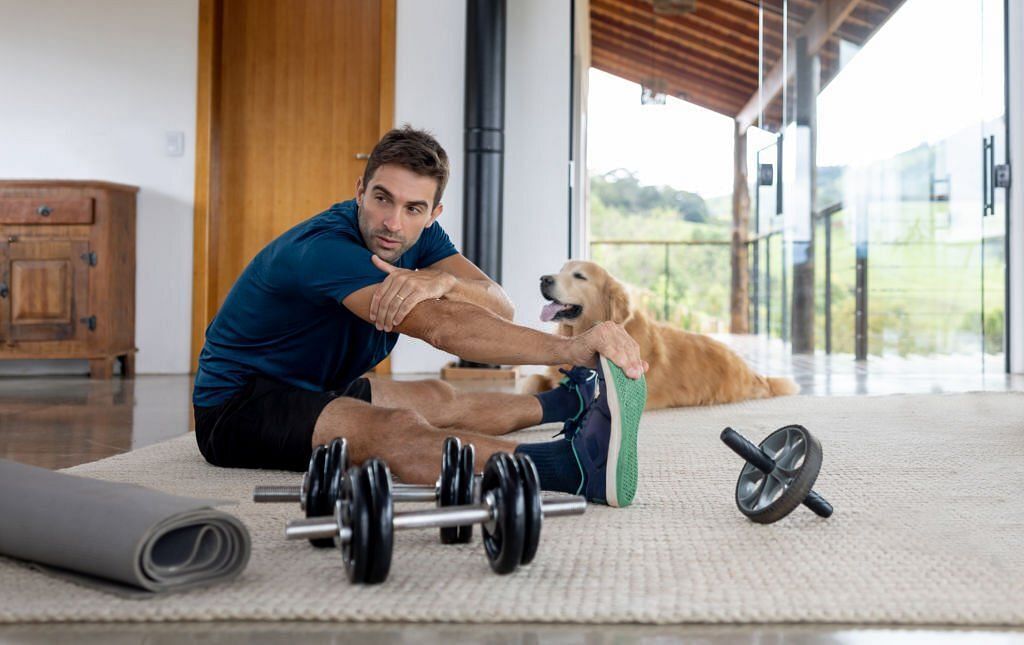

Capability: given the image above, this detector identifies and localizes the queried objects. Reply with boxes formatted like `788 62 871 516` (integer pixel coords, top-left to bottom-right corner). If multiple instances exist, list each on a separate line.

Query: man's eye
376 195 388 203
573 272 587 281
407 207 421 215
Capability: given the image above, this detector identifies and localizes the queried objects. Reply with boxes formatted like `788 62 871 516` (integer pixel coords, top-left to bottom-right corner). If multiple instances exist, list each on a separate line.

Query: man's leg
366 367 598 436
366 378 541 435
312 395 519 485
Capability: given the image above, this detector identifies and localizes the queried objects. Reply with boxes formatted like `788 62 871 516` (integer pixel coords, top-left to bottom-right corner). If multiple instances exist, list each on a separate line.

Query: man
193 126 648 507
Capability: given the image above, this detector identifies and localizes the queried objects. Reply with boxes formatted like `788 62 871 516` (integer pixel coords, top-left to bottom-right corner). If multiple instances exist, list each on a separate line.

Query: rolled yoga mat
0 458 250 597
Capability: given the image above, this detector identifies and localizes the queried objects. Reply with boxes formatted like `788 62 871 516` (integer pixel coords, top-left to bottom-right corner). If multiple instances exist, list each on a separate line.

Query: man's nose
541 275 554 287
382 210 402 231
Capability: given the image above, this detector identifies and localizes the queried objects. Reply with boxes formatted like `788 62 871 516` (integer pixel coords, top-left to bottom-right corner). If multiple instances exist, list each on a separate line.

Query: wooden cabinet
0 180 137 378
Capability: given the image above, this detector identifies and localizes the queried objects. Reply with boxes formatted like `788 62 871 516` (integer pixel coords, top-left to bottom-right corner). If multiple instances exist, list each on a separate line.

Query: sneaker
570 355 647 507
552 366 598 439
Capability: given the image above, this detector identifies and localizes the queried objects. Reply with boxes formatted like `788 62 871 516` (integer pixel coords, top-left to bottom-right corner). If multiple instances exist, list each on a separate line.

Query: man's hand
370 255 457 331
569 321 648 380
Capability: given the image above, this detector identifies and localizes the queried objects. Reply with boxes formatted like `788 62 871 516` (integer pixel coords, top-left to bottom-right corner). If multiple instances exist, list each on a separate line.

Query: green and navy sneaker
553 366 599 439
570 355 647 507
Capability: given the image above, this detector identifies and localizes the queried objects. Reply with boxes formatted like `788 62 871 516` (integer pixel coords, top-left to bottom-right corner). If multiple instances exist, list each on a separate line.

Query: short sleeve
298 234 386 305
414 222 459 269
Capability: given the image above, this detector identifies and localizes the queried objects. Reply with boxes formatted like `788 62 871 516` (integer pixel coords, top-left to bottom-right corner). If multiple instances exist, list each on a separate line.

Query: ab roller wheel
721 425 834 524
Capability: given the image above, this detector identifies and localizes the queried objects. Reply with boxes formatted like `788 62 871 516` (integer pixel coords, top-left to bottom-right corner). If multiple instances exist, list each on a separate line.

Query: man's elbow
498 300 516 321
399 301 461 349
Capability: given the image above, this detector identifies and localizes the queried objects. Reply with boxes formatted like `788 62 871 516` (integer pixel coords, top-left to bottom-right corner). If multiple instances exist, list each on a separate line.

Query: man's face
355 164 443 263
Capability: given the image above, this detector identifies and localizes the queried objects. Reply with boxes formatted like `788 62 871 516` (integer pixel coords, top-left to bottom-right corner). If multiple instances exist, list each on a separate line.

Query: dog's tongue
540 302 568 322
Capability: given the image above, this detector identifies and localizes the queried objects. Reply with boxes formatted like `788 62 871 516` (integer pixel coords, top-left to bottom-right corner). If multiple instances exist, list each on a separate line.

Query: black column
463 0 506 283
791 35 817 354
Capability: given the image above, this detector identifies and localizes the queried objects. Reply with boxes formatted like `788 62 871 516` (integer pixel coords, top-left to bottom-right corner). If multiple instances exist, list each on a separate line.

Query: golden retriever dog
521 260 799 409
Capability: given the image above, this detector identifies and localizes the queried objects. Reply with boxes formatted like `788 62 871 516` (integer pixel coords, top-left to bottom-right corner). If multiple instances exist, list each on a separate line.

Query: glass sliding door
768 0 1012 368
981 0 1008 371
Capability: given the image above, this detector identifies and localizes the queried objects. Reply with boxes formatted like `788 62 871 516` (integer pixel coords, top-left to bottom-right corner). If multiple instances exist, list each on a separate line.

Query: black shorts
193 376 372 472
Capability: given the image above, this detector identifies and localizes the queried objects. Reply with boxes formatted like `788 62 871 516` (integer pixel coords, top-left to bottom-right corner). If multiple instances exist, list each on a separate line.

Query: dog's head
538 260 632 334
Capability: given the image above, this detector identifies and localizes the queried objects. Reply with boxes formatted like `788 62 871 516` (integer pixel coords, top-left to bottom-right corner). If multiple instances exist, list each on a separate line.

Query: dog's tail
765 376 800 397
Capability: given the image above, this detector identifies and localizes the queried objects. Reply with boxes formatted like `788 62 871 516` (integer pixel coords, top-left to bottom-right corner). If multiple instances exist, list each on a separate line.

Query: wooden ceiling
590 0 905 131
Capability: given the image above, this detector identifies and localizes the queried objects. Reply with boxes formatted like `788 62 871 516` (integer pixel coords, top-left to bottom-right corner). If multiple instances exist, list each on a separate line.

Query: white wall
389 0 466 374
390 0 573 374
0 0 198 375
0 0 574 376
502 0 573 336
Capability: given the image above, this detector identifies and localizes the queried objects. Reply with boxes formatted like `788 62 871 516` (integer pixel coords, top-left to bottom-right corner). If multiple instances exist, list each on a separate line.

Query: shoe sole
599 356 647 507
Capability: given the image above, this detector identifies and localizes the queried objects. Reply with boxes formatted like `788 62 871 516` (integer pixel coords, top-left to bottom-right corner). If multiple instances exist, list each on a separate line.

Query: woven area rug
2 392 1023 626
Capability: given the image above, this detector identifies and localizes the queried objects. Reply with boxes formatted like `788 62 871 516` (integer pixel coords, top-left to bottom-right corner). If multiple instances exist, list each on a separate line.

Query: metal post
855 240 868 361
663 243 670 320
766 236 772 338
825 211 832 354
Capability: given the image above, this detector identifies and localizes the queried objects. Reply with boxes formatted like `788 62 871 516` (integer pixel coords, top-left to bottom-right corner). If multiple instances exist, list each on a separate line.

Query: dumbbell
252 438 350 547
253 436 478 545
720 425 833 524
285 453 587 584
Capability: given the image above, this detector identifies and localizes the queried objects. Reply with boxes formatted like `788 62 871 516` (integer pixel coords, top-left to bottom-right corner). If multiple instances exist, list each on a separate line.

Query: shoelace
553 390 598 440
551 368 597 439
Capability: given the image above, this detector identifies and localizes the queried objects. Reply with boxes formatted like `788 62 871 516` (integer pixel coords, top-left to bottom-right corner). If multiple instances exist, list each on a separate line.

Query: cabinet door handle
37 205 52 217
0 282 8 298
355 153 370 160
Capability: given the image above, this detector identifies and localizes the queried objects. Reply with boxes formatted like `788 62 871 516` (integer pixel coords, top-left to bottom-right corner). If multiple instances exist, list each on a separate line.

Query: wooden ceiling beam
601 0 783 54
591 8 759 82
591 55 744 116
591 0 761 69
736 0 865 131
590 25 755 97
591 43 751 112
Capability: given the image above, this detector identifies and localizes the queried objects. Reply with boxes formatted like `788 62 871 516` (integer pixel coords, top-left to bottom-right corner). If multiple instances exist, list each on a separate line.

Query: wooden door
1 239 90 343
192 0 396 371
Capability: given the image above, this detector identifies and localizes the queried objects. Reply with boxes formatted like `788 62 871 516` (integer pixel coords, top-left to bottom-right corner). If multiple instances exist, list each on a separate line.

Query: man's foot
535 366 598 432
570 355 647 507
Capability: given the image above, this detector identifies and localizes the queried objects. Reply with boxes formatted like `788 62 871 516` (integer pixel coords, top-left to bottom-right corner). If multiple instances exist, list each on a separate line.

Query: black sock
534 384 582 424
515 440 583 495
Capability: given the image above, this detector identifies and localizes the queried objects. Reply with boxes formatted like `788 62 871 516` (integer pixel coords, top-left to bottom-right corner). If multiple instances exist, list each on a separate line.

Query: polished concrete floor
1 339 1022 642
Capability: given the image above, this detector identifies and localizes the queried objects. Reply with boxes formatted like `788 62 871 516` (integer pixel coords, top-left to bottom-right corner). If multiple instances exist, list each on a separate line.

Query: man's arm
345 285 647 378
427 253 514 320
369 254 513 331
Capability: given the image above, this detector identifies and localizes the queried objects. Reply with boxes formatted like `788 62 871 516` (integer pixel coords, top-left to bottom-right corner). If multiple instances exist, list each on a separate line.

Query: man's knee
420 379 456 404
384 407 429 430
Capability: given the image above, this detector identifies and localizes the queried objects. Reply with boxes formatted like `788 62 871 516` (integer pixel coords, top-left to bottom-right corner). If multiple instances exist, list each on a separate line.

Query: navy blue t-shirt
193 199 458 407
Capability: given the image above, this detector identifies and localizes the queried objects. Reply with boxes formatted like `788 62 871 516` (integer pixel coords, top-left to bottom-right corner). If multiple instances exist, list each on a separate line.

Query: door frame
189 0 396 374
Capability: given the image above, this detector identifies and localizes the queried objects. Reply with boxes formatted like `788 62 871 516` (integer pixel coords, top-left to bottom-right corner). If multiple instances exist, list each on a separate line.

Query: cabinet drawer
0 197 94 225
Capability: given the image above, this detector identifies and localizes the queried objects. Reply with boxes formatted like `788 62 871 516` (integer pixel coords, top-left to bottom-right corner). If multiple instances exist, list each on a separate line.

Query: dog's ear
606 278 632 324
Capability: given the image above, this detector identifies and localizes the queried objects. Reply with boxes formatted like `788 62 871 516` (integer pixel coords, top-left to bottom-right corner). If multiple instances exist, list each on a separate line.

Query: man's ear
606 278 632 324
355 176 365 203
426 202 443 228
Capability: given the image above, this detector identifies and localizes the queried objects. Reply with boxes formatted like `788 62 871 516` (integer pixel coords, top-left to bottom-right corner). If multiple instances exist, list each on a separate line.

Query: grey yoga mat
0 458 250 597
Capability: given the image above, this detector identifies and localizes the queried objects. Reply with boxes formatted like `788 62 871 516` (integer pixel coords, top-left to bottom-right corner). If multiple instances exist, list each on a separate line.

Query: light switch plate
165 131 185 157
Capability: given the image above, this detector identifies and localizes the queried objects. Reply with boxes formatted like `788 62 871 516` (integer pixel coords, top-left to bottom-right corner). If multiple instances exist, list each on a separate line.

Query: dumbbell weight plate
306 447 331 546
735 424 823 524
362 459 394 584
339 467 372 583
454 443 476 543
514 454 542 566
301 444 327 512
439 437 462 544
311 439 348 548
481 453 526 574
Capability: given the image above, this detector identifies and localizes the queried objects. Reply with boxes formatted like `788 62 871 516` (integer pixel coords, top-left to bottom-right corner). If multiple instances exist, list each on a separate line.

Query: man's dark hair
362 125 449 207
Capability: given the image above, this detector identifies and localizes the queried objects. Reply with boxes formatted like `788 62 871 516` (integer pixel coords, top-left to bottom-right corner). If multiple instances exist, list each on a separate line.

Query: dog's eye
573 272 587 281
